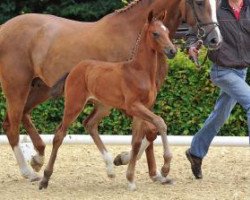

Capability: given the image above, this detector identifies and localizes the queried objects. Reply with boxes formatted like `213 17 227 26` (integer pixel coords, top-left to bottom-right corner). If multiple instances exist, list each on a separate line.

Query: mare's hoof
30 156 44 172
39 179 49 190
113 154 123 166
113 152 129 166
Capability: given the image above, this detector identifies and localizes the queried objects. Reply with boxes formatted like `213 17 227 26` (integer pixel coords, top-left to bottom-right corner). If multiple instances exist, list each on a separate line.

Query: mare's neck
114 0 171 30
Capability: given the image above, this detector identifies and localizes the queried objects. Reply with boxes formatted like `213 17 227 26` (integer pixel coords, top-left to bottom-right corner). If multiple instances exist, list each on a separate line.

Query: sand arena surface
0 144 249 200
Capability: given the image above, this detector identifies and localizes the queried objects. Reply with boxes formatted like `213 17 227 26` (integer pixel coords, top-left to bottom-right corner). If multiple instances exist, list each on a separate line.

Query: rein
186 0 219 40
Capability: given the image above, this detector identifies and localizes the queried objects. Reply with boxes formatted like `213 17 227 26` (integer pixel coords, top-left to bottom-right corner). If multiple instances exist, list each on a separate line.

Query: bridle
186 0 219 40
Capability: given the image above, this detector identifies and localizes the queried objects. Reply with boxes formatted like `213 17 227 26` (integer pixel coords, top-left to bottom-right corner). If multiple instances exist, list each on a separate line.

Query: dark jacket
186 0 250 68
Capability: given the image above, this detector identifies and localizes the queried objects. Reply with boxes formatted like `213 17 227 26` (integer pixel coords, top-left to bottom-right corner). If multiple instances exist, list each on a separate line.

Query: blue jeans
190 64 250 158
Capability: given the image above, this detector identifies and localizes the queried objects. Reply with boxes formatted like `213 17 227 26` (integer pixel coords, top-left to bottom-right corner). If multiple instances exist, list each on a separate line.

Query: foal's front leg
128 104 172 179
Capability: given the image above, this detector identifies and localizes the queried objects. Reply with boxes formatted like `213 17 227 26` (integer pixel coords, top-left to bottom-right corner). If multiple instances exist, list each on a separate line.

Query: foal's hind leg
126 118 144 191
39 84 87 189
83 103 115 178
22 83 50 172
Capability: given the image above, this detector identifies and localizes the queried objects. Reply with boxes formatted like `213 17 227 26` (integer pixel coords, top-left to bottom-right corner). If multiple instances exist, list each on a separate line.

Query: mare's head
183 0 222 50
146 11 176 59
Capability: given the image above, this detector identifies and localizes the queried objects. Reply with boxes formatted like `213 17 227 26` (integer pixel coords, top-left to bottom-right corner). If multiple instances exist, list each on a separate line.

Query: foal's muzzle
164 47 176 59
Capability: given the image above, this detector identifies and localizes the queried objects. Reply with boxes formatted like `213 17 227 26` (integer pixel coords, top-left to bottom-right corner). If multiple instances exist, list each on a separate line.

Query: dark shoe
185 149 203 179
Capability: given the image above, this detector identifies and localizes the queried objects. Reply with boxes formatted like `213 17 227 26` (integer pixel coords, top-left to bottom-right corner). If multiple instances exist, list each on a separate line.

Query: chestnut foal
39 12 176 191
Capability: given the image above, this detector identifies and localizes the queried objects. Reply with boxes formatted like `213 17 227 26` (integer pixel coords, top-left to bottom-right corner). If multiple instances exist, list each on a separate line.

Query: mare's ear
148 10 154 23
156 10 167 22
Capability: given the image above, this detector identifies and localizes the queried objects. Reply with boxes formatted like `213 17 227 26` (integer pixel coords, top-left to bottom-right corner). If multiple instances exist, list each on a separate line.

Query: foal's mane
127 18 157 61
127 30 143 61
115 0 144 13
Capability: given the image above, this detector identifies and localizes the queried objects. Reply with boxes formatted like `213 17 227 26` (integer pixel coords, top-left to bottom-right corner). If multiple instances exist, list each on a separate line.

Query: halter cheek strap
186 0 219 40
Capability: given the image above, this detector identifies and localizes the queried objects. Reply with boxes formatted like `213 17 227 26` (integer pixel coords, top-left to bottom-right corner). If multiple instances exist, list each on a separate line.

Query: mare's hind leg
1 73 40 181
83 103 115 178
39 82 87 189
22 80 50 172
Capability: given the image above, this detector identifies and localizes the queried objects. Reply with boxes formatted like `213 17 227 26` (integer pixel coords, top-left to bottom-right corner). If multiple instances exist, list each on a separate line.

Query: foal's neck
131 30 158 81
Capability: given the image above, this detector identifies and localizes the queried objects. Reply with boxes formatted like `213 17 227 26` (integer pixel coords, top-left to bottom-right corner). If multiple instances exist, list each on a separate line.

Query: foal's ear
148 10 154 23
156 10 167 22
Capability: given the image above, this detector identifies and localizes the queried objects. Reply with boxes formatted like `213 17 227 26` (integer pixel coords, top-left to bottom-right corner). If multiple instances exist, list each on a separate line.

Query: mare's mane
115 0 147 14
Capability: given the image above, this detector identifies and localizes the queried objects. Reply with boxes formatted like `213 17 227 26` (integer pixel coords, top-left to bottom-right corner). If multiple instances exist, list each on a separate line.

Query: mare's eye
152 32 160 38
195 0 204 6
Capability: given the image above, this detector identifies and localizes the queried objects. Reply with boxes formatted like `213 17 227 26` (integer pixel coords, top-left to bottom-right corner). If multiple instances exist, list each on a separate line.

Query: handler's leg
190 91 236 159
186 65 247 179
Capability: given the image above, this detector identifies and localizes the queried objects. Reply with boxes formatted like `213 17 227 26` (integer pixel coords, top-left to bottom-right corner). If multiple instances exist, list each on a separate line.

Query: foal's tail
50 73 69 99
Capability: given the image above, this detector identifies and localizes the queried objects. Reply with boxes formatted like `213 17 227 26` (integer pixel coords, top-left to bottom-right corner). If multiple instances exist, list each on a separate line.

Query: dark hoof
185 149 203 179
113 151 130 166
39 179 49 190
113 154 123 166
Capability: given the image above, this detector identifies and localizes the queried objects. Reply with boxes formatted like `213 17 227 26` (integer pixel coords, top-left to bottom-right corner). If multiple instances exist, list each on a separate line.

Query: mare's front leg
83 103 115 178
128 104 173 179
1 71 40 182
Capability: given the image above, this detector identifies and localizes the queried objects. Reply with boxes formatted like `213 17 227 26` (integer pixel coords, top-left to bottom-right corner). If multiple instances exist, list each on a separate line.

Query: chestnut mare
39 13 176 190
0 0 221 182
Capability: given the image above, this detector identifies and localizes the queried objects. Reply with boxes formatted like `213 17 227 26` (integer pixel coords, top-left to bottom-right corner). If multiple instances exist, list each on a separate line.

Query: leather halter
186 0 219 40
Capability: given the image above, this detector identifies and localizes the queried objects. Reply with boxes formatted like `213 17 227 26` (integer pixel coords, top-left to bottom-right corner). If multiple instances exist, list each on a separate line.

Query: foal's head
146 11 176 59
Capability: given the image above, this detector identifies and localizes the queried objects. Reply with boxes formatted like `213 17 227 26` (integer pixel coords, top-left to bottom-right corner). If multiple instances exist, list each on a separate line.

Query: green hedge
0 50 248 136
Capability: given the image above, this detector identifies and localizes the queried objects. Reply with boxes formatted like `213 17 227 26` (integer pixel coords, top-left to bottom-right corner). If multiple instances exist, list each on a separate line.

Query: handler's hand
188 46 199 61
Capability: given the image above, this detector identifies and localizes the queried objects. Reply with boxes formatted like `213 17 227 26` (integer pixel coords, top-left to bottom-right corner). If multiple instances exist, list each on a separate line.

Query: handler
186 0 250 179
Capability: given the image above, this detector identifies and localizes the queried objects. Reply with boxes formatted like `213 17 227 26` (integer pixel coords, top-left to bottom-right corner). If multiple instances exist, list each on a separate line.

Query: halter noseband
186 0 219 40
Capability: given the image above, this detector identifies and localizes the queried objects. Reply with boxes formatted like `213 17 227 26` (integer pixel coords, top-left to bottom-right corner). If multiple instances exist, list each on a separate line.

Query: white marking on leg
151 170 173 184
102 151 115 178
13 145 40 181
137 137 150 160
209 0 222 42
128 181 137 191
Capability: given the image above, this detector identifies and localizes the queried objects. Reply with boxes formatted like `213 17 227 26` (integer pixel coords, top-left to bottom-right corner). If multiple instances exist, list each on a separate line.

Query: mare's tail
50 73 69 99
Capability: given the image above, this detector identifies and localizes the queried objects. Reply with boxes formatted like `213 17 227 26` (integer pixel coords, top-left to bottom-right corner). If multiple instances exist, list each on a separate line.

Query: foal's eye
195 0 204 6
152 32 160 38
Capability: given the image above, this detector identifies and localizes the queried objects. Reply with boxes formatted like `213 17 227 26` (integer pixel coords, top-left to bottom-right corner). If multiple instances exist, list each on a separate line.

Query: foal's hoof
39 179 49 190
30 174 41 182
107 172 116 179
113 152 129 166
161 165 170 177
30 156 44 172
128 182 137 191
